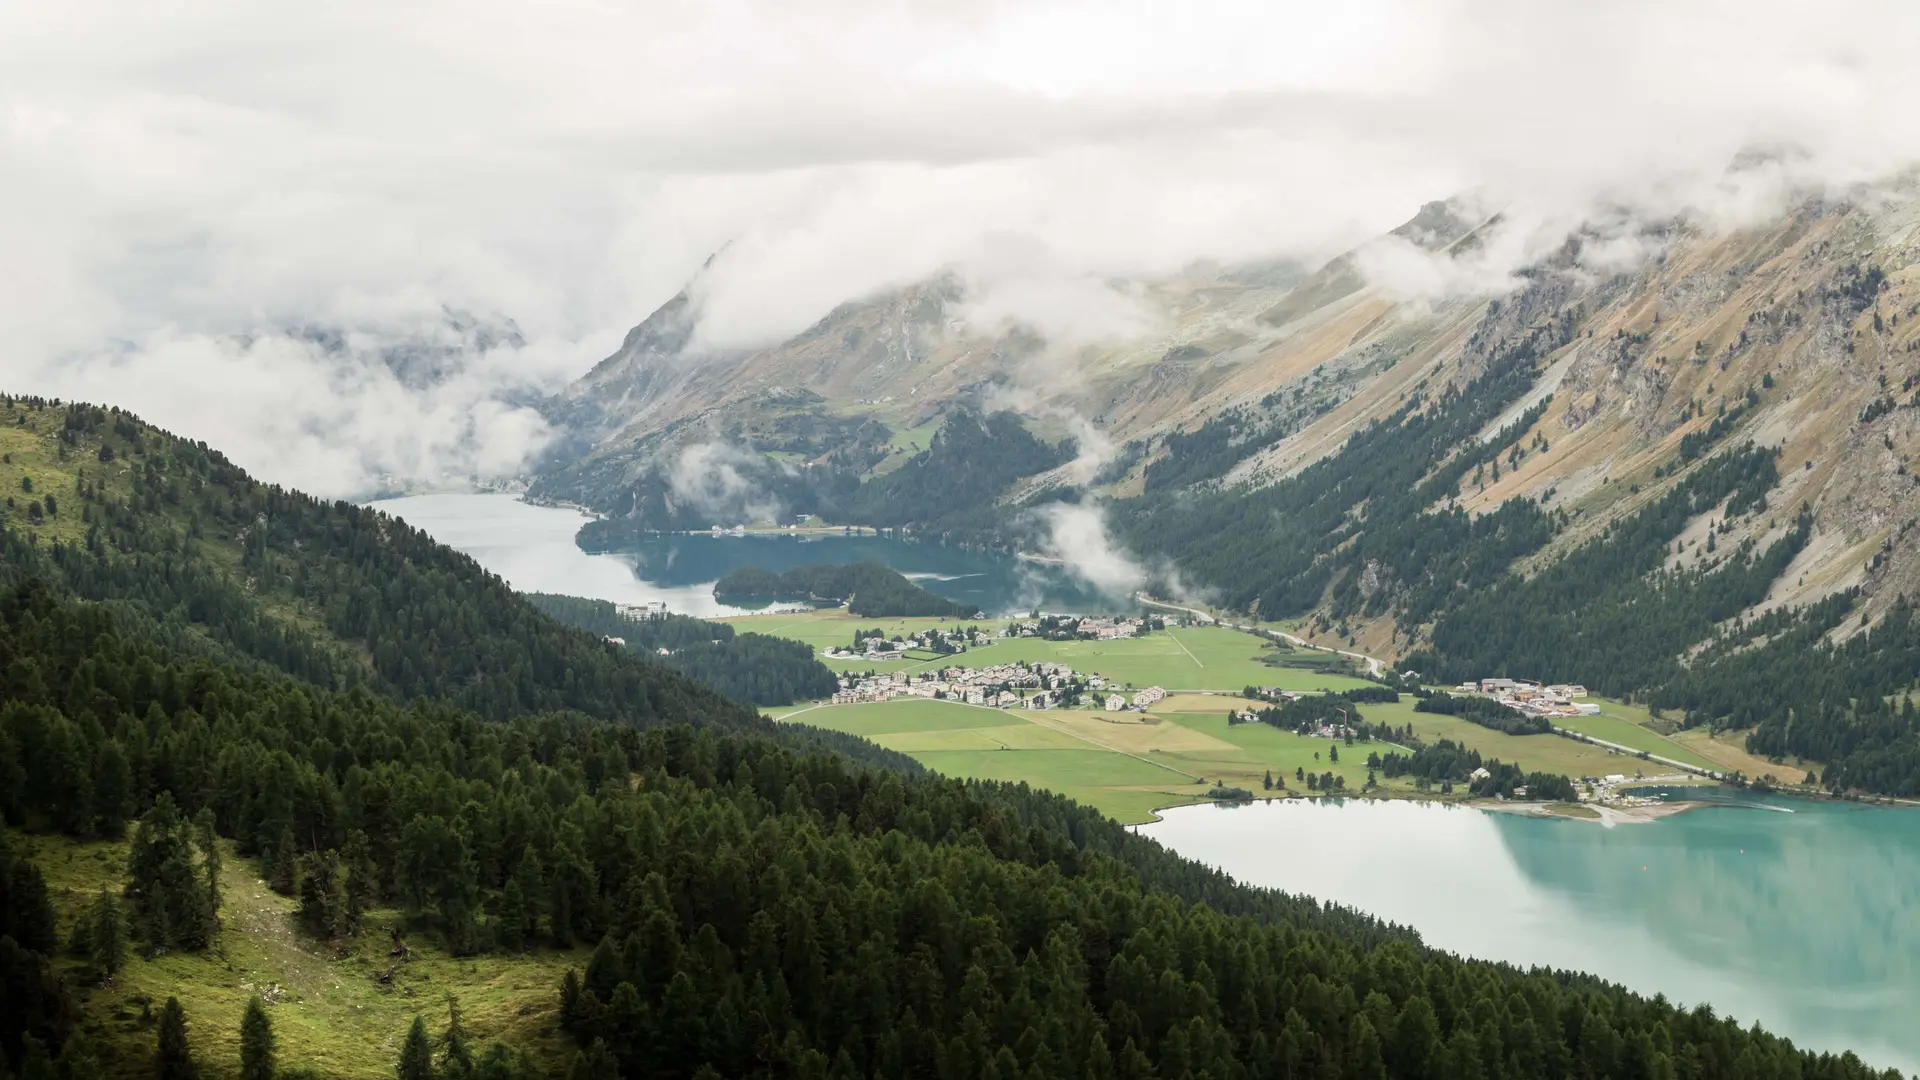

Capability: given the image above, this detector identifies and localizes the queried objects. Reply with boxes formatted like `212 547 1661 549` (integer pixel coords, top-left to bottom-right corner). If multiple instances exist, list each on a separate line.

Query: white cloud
7 0 1920 493
1033 502 1148 599
667 442 785 525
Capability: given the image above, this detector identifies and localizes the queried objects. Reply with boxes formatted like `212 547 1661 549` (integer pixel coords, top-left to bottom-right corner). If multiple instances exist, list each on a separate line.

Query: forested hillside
1 576 1904 1080
525 593 839 706
840 408 1073 541
0 395 896 768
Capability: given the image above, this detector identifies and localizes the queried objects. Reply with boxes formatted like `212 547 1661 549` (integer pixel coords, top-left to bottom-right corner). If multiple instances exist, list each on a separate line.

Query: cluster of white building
825 626 990 661
829 661 1166 714
1455 678 1601 718
1000 616 1155 640
1115 685 1166 710
1577 773 1660 806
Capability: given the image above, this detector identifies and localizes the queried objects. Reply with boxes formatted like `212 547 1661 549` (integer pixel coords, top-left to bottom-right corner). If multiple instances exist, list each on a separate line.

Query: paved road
1552 729 1723 781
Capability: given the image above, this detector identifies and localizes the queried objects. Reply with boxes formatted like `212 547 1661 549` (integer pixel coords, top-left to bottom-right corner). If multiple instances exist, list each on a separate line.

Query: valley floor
763 614 1819 822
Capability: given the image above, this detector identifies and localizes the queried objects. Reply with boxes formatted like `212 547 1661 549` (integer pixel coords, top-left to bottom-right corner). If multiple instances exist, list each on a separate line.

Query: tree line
525 593 838 706
715 562 980 618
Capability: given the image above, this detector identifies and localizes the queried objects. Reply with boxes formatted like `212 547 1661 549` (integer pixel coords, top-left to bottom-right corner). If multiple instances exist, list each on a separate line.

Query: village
829 660 1168 711
1001 614 1165 640
820 614 1167 663
1453 677 1603 719
823 624 995 660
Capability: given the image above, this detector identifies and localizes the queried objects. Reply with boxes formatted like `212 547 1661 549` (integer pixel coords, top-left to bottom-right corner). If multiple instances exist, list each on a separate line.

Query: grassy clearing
728 610 1375 695
0 416 106 547
1548 707 1719 770
21 832 581 1079
784 697 1403 823
1667 727 1815 784
1364 700 1663 780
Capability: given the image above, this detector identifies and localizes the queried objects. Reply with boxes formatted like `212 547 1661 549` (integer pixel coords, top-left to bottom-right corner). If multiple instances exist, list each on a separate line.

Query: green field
1356 699 1694 781
20 832 580 1079
726 610 1375 694
783 697 1404 823
1548 702 1720 770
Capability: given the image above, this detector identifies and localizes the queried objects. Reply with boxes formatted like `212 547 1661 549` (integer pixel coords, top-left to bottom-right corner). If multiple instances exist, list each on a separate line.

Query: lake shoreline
1138 794 1920 1072
1476 798 1702 825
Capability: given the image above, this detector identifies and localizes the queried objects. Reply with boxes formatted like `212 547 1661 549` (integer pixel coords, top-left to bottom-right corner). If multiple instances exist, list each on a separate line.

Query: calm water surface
1140 797 1920 1073
367 493 1116 616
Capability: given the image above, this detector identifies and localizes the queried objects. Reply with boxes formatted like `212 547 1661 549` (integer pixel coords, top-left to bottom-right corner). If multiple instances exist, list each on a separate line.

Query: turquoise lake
1139 796 1920 1073
369 493 1120 616
376 493 1920 1072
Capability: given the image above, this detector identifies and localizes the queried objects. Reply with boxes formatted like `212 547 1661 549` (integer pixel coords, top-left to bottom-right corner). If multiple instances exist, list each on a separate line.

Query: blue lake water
371 493 1920 1071
1139 796 1920 1073
367 493 1121 616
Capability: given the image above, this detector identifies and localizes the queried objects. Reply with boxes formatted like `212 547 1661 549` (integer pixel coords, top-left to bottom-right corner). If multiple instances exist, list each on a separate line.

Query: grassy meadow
745 607 1808 821
21 832 580 1079
724 609 1376 693
782 696 1406 823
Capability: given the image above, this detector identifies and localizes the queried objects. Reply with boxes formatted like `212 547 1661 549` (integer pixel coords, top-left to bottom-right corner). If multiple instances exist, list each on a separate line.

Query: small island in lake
716 561 983 618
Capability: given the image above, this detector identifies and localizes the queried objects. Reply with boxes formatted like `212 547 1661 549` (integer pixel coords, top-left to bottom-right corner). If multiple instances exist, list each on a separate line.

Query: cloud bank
7 0 1920 493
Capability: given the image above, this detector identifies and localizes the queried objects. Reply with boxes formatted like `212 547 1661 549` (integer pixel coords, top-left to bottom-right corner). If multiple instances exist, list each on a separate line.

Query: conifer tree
85 888 126 983
2 849 58 954
239 997 275 1080
271 826 298 897
127 794 215 950
192 808 222 916
440 997 474 1080
342 830 379 920
91 741 133 839
566 1040 619 1080
397 1015 435 1080
155 997 200 1080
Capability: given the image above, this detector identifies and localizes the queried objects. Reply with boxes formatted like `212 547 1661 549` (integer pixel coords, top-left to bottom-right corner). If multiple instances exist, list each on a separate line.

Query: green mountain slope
528 193 1920 798
0 576 1901 1080
0 395 900 768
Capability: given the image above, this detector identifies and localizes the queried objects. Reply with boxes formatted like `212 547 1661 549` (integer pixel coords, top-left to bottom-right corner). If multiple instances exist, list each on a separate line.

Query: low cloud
38 326 556 497
1033 501 1149 600
10 0 1920 496
666 441 785 525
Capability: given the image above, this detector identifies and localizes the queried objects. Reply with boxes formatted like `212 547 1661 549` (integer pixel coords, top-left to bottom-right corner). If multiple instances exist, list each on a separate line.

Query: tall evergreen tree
239 997 275 1080
397 1015 434 1080
440 997 474 1080
84 888 126 983
192 809 222 916
271 826 298 897
154 997 200 1080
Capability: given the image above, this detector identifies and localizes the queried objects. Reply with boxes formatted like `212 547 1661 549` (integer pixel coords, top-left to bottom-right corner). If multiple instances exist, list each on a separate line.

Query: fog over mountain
5 0 1920 495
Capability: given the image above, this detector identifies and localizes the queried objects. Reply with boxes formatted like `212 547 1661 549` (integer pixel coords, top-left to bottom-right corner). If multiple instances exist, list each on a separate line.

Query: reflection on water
599 532 1119 616
1140 797 1920 1073
367 493 1123 617
366 494 753 616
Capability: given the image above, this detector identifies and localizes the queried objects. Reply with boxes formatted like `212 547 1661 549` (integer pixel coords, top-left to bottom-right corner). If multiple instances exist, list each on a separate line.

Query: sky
5 0 1920 496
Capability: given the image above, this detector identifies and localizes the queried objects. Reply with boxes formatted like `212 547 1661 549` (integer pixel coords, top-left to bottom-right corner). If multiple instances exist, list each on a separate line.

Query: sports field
725 609 1374 694
781 695 1402 823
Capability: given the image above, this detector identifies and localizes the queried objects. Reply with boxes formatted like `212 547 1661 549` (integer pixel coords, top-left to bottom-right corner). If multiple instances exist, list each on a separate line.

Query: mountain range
532 181 1920 664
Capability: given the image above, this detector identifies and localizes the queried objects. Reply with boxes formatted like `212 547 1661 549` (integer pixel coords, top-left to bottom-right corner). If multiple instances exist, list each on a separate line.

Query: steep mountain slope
0 395 899 767
537 179 1920 795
